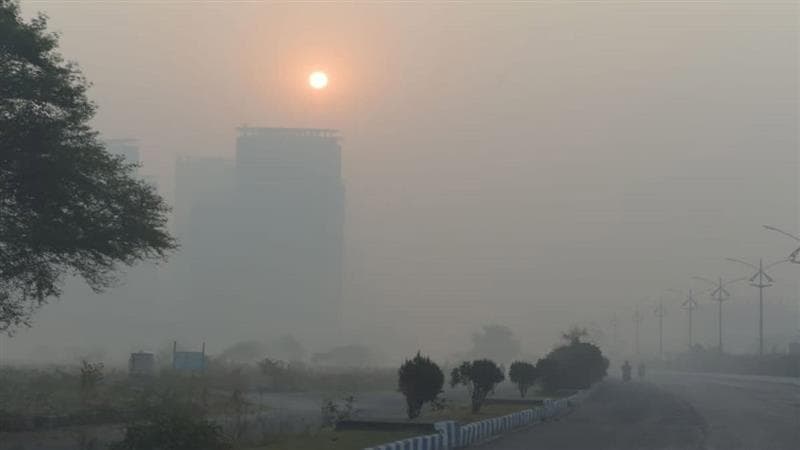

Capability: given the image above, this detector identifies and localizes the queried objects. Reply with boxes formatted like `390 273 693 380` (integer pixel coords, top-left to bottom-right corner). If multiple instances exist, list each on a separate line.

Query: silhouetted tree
535 357 561 392
450 359 505 413
508 361 538 398
0 1 176 332
561 326 590 345
397 352 444 419
539 332 609 391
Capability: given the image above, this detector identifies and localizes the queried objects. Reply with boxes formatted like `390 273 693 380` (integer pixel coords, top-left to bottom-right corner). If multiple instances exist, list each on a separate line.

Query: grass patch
248 429 419 450
423 402 530 423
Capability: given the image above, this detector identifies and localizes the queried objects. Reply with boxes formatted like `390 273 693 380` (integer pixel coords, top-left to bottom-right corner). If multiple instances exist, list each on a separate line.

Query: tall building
174 128 345 342
174 156 235 236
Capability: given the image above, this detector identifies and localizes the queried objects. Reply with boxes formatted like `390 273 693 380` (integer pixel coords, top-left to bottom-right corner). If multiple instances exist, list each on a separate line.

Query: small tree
450 359 504 413
398 352 444 419
508 361 538 398
79 360 104 402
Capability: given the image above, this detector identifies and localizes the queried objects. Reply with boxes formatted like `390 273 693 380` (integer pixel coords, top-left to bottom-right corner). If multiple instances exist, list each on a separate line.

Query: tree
79 359 104 404
397 352 444 419
0 1 176 332
468 325 521 363
535 357 561 393
561 326 590 345
538 329 609 391
450 359 505 413
508 361 538 398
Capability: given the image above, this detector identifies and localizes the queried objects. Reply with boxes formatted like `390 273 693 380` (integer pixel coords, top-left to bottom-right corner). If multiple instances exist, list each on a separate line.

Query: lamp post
633 307 644 357
692 276 745 353
654 300 667 359
725 257 786 356
670 288 699 349
764 225 800 263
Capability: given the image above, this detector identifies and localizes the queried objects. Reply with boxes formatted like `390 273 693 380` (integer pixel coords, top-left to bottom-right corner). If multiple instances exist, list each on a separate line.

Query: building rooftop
237 127 339 139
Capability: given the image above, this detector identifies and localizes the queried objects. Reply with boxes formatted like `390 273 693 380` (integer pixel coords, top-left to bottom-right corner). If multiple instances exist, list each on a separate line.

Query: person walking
622 360 632 381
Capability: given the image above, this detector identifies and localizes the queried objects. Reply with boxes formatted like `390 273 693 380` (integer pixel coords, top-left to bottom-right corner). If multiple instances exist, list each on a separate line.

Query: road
478 372 800 450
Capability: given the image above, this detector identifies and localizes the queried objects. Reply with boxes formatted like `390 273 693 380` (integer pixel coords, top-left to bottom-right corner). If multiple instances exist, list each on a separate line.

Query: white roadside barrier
364 388 591 450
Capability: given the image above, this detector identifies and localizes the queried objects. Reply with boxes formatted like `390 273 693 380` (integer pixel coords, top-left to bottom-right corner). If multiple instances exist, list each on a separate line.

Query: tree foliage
561 326 590 345
450 359 505 413
110 393 230 450
0 1 176 332
397 352 444 419
535 357 561 393
508 361 538 398
538 330 609 391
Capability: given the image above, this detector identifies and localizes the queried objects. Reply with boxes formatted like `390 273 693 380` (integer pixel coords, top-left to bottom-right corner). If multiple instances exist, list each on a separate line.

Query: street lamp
692 276 746 353
654 300 667 359
763 225 800 263
725 257 786 356
668 288 699 349
633 307 644 357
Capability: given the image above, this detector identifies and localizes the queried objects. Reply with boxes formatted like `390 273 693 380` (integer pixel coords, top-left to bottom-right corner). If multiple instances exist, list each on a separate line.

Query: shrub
320 395 358 427
450 359 505 413
79 360 104 402
398 352 444 419
508 361 538 398
110 393 230 450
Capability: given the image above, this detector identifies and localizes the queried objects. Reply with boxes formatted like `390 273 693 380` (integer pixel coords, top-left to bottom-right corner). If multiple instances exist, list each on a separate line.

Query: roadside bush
398 352 444 419
450 359 505 413
110 393 230 450
320 395 359 427
508 361 538 398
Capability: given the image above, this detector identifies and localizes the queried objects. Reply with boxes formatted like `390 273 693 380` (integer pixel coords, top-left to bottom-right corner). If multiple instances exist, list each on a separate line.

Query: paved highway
478 372 800 450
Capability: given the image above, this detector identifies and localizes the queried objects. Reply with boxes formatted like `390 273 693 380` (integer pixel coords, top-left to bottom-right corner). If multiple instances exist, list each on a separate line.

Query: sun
309 71 328 90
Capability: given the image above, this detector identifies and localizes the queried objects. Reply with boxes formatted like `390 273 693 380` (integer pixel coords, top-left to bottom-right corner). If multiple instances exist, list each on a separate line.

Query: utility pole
668 287 698 350
726 257 784 356
633 307 644 357
693 276 742 354
654 300 666 359
682 289 698 349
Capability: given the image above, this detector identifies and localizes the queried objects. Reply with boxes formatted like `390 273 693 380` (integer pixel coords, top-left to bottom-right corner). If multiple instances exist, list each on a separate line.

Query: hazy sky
6 1 798 363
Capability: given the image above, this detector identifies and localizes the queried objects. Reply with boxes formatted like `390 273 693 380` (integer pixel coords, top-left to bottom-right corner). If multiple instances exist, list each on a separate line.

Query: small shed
172 341 207 373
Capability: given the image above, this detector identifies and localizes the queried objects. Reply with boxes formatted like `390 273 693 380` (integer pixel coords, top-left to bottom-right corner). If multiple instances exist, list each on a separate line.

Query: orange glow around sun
309 71 328 89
